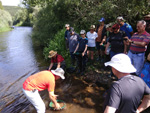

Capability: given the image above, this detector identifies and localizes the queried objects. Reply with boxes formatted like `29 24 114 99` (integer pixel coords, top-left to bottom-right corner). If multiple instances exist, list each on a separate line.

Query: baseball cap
80 30 86 34
65 24 70 27
117 16 124 21
105 54 136 73
98 17 105 22
90 25 95 29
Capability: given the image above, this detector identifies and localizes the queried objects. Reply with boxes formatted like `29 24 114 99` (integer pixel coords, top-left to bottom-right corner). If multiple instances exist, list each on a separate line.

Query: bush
0 9 12 32
43 28 71 67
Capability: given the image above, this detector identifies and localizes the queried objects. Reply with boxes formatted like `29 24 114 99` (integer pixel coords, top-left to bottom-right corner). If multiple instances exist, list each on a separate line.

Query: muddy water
0 27 106 113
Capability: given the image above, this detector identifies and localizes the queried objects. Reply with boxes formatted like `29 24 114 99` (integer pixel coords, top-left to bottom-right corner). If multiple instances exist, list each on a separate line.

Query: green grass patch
0 27 12 32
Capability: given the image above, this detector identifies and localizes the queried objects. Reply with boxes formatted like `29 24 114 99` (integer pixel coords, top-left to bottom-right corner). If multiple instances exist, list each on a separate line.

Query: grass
0 27 12 32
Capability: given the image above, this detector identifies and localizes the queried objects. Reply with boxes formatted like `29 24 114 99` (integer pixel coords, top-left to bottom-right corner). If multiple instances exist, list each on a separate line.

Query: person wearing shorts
86 25 98 61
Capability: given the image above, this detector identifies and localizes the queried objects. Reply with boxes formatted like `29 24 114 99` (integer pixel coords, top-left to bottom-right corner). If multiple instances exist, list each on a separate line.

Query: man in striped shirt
127 20 150 75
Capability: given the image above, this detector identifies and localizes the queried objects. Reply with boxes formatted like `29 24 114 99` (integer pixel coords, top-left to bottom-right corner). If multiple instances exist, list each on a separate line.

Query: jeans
128 50 145 75
22 89 45 113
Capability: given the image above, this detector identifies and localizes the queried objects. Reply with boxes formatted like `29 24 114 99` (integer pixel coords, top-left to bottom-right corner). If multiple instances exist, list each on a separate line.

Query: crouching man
22 68 65 113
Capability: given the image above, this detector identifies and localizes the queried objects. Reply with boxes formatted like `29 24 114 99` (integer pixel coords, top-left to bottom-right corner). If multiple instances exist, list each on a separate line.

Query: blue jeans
110 51 122 58
128 50 145 75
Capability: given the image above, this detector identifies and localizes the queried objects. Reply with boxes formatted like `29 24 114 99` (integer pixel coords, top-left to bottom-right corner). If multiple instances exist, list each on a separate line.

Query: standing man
22 68 65 113
68 27 80 66
117 16 133 39
96 17 106 61
64 24 70 49
104 54 150 113
127 20 150 75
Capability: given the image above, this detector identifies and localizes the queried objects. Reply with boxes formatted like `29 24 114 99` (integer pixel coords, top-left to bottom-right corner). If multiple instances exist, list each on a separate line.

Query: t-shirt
23 71 55 92
104 75 150 113
130 31 150 53
77 37 88 52
108 31 126 53
86 31 98 47
68 33 80 52
120 23 133 39
64 30 70 39
51 54 64 63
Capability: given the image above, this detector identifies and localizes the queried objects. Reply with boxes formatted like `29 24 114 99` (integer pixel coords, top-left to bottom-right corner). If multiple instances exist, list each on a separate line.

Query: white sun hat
105 53 136 73
51 68 65 79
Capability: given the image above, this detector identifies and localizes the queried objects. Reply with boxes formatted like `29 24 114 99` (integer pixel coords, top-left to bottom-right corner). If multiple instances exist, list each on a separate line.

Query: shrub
43 28 71 67
0 9 12 32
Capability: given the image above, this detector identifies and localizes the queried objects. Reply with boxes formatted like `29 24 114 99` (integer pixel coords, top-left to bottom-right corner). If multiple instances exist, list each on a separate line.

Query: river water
0 27 105 113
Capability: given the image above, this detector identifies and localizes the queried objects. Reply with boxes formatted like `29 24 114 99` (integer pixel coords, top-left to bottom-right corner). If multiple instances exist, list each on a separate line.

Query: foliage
23 0 150 58
0 9 12 32
3 6 22 17
43 28 70 66
0 1 3 9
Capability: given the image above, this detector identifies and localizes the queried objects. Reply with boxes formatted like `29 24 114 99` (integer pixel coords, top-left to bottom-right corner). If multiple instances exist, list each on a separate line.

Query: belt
130 51 144 54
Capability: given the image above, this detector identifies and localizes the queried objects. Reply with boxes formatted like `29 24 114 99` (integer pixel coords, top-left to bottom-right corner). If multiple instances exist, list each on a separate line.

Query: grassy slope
3 6 22 17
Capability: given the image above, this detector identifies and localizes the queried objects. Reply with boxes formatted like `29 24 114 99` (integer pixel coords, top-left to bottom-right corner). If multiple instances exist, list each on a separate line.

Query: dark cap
70 27 74 33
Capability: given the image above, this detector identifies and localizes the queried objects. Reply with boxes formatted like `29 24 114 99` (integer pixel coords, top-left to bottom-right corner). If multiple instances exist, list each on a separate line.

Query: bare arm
74 43 79 53
57 62 61 68
137 95 150 112
49 91 61 110
123 39 127 54
128 39 147 47
105 42 110 55
49 63 54 70
82 45 88 56
100 36 107 45
104 106 116 113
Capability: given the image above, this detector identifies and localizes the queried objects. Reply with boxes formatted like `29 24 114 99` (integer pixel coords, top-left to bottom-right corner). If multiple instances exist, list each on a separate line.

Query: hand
82 52 85 57
54 103 61 110
136 109 140 113
100 43 103 46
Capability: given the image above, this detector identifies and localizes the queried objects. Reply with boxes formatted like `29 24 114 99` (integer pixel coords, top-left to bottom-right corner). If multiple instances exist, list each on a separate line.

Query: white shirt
86 31 98 47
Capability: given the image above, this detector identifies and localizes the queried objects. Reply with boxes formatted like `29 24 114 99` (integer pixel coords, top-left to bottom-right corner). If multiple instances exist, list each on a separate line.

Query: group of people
21 16 150 113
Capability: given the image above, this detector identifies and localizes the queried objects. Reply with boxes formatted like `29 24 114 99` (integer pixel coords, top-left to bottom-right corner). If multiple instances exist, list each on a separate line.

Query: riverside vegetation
22 0 150 63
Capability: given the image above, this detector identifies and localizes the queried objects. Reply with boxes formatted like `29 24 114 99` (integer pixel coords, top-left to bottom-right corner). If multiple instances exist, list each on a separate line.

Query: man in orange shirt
22 68 65 113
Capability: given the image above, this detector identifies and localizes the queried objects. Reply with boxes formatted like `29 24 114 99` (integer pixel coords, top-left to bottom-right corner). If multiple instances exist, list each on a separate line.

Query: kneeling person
48 50 66 70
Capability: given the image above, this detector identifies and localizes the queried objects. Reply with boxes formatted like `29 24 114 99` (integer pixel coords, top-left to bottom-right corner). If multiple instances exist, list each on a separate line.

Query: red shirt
51 54 64 63
23 71 55 92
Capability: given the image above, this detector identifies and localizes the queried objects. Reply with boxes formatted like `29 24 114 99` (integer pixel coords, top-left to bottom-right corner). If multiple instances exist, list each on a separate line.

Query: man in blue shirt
117 16 133 39
64 24 70 49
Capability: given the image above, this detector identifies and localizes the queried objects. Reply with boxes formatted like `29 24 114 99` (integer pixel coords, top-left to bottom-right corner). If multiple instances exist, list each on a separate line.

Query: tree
0 1 3 10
